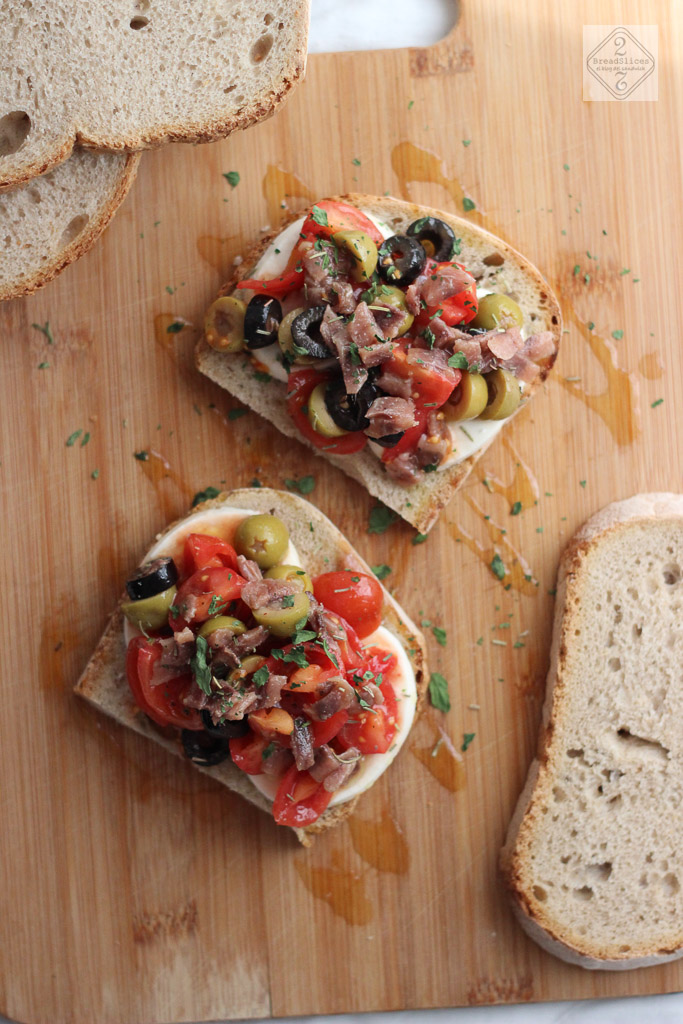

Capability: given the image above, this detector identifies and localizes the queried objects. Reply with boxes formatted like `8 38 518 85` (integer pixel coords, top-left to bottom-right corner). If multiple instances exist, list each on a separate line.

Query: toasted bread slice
0 147 139 302
195 194 561 533
0 1 309 190
75 488 427 846
501 494 683 969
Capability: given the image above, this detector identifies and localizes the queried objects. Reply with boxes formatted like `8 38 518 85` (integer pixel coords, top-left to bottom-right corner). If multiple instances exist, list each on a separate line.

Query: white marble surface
4 4 677 1024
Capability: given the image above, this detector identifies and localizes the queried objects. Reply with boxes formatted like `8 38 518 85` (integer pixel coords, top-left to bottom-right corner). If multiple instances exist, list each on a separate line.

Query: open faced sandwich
196 195 561 532
76 489 426 844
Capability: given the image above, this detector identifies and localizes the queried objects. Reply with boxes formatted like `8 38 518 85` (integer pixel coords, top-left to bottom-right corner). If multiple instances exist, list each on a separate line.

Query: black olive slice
244 295 282 349
377 235 426 287
324 376 377 432
406 216 457 262
181 729 231 766
125 556 178 601
372 431 405 448
290 306 329 360
200 709 250 739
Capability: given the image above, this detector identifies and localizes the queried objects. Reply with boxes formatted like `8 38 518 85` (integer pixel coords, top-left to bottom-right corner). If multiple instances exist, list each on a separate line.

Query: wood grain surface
1 2 681 1021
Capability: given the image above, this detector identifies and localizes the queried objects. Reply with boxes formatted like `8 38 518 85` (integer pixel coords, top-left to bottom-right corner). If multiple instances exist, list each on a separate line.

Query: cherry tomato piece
125 637 202 730
272 763 333 827
169 566 246 630
310 709 349 748
238 265 304 299
313 571 383 639
183 533 239 575
229 731 269 774
300 200 384 247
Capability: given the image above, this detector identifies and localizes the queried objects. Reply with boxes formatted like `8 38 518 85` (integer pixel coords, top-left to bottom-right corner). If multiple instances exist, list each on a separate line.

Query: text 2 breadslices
76 488 426 846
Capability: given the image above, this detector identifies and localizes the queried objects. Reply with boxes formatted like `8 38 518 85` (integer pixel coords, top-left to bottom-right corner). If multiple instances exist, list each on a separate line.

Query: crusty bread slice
0 147 139 302
501 494 683 969
195 194 561 533
75 488 427 846
0 1 309 190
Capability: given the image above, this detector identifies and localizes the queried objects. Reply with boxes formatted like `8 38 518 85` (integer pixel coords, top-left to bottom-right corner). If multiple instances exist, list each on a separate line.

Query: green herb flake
252 665 270 689
133 450 149 461
462 197 476 212
412 532 428 545
448 352 469 370
166 321 185 334
490 553 506 580
281 595 295 608
91 469 100 480
368 502 398 535
66 429 83 447
408 99 414 109
461 732 476 752
462 139 472 147
310 205 329 227
587 321 595 331
81 432 90 447
371 564 392 581
285 475 315 495
511 501 522 516
651 398 664 408
223 171 240 188
563 163 570 171
228 408 247 421
611 329 624 340
432 626 447 647
32 321 55 345
192 485 220 507
352 157 361 166
38 361 49 369
253 370 272 383
428 672 451 713
573 265 580 276
191 636 212 696
579 479 587 488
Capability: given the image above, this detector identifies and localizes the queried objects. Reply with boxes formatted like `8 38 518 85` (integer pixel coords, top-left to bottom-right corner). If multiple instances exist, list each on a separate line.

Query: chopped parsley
412 533 428 545
371 564 392 581
461 732 476 752
65 429 83 447
253 370 271 383
38 361 49 369
32 321 54 344
611 329 624 340
166 321 185 334
352 157 361 166
462 197 476 212
448 352 469 370
207 594 227 615
192 485 220 506
272 646 309 669
134 450 149 461
511 501 522 516
252 665 270 689
428 672 451 713
91 469 100 480
281 595 295 608
651 398 664 408
462 139 472 147
228 408 247 421
490 553 506 580
368 502 398 534
223 171 240 188
310 205 329 227
432 626 447 647
191 636 212 696
285 475 315 495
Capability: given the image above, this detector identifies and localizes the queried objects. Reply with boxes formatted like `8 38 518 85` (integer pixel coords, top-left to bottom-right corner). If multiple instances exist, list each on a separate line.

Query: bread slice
0 1 309 190
195 193 561 533
75 488 427 846
0 147 139 302
501 494 683 969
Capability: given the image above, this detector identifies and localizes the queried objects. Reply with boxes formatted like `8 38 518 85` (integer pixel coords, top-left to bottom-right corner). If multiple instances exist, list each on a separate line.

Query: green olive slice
307 382 349 438
234 514 290 569
198 615 247 638
332 229 378 282
479 368 522 420
121 585 177 631
278 306 317 366
471 293 524 331
367 285 414 337
444 371 489 422
204 296 247 352
264 564 313 593
253 592 311 639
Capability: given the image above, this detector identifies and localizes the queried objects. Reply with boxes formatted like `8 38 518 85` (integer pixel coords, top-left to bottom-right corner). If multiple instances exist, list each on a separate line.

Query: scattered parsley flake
66 429 83 447
573 265 580 276
490 553 506 580
462 197 476 212
368 502 397 535
38 361 49 369
651 398 664 408
352 157 361 166
253 371 271 383
192 486 220 506
408 99 414 109
310 205 329 227
253 666 269 689
448 352 469 370
91 469 99 480
511 501 522 516
412 532 428 545
32 321 54 344
191 636 212 696
432 626 447 647
371 564 392 581
462 139 471 147
611 329 624 340
166 321 184 334
223 171 240 188
228 408 247 421
579 479 587 488
428 672 451 713
285 475 315 495
134 450 149 461
563 163 570 171
461 732 476 752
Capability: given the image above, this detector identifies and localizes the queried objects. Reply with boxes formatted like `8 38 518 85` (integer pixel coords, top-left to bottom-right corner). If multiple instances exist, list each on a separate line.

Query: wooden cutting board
1 1 681 1021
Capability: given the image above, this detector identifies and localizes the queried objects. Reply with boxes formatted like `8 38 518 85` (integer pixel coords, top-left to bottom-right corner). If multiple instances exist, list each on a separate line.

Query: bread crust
75 488 427 845
0 151 140 302
195 193 562 533
500 493 683 968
